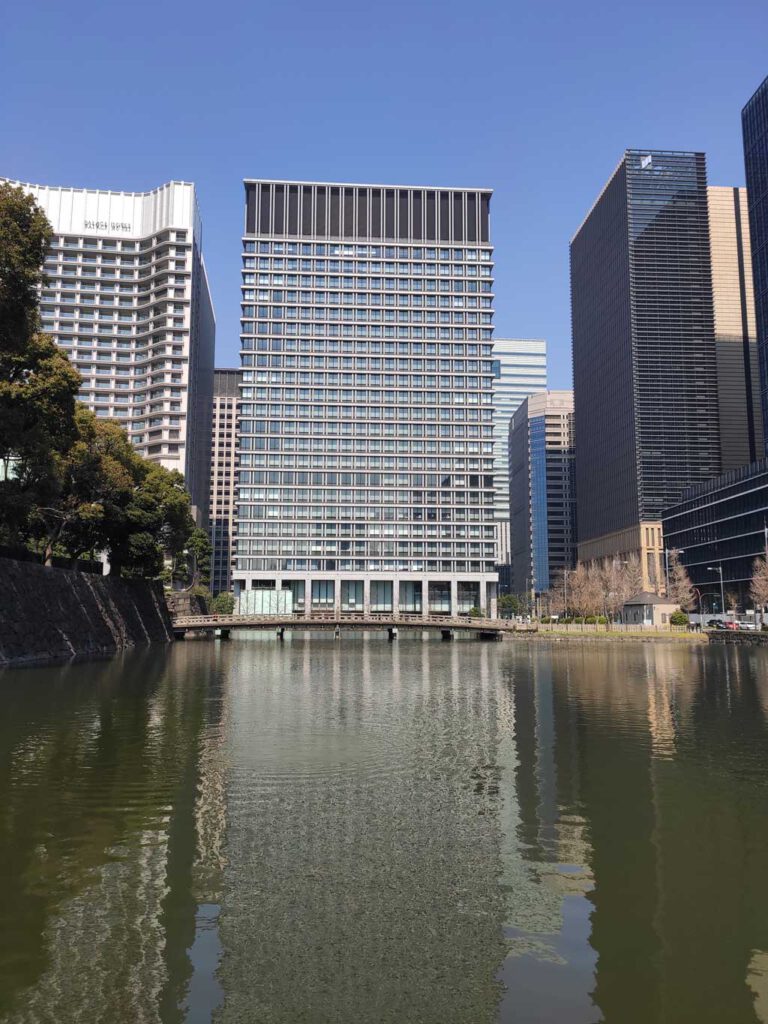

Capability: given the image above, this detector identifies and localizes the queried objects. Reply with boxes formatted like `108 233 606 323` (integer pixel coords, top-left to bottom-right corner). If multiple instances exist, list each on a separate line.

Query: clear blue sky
2 0 766 387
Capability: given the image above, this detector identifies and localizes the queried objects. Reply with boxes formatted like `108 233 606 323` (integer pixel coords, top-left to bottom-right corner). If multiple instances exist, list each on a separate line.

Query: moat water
1 636 768 1023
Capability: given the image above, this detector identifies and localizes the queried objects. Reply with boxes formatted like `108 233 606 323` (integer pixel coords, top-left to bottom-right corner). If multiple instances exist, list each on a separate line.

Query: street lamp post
707 564 725 617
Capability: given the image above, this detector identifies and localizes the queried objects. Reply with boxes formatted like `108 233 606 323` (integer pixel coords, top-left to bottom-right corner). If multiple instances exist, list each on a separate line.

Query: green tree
211 592 235 615
497 594 520 619
0 183 80 543
28 408 138 565
186 527 212 588
108 463 195 577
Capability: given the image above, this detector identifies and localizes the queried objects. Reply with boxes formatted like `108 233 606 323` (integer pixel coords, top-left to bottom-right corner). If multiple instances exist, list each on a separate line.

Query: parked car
707 619 727 629
737 621 758 631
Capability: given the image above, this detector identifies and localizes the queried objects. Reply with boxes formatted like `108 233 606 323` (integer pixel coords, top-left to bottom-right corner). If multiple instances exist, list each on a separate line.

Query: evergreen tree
0 183 80 543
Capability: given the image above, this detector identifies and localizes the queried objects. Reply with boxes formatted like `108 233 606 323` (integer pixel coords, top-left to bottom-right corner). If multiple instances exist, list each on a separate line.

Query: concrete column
421 578 430 619
333 579 341 618
477 580 487 617
488 581 498 620
304 577 312 618
392 578 400 619
364 577 371 617
450 579 458 618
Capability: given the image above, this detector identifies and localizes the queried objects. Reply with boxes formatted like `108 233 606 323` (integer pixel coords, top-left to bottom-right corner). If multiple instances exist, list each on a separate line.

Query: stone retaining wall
707 630 768 646
0 557 173 668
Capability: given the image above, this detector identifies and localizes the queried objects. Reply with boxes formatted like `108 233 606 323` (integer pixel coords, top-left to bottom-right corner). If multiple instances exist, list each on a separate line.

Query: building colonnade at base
233 575 498 619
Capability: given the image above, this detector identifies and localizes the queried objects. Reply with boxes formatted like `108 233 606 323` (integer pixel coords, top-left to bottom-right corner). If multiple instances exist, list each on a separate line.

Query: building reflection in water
2 638 768 1023
502 641 768 1024
0 644 229 1024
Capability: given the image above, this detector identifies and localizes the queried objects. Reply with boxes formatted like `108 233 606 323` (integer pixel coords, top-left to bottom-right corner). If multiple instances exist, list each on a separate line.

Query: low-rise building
620 592 679 628
662 460 768 614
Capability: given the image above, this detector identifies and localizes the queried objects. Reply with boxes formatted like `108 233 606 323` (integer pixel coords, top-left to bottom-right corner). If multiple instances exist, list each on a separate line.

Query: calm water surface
1 637 768 1023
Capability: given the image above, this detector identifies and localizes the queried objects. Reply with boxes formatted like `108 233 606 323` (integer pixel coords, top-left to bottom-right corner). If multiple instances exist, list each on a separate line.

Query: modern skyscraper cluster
571 73 768 612
9 70 767 614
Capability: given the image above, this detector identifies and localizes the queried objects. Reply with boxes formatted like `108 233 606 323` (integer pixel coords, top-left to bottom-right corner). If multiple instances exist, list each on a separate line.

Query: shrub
211 592 235 615
669 609 689 626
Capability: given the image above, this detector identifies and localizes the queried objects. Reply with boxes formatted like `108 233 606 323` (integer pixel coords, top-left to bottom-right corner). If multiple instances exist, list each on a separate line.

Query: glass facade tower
234 180 499 617
571 150 722 589
743 75 768 448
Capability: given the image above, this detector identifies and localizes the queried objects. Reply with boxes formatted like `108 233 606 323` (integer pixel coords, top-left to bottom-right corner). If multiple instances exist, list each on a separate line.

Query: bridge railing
171 612 527 631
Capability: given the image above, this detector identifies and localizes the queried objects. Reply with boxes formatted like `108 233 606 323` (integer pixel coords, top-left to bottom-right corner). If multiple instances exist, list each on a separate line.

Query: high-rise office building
491 338 547 587
209 369 239 595
5 178 215 523
234 180 498 617
708 186 763 467
743 74 768 446
571 150 722 590
508 390 576 598
660 78 768 611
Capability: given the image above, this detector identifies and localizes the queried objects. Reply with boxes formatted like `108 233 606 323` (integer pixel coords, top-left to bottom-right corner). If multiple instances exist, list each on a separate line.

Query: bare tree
667 549 696 611
725 590 740 615
569 563 603 624
598 560 631 626
624 554 644 599
547 569 567 618
750 556 768 626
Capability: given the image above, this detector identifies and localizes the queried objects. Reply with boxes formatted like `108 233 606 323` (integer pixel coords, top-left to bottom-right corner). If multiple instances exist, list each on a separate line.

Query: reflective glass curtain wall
571 150 721 546
743 76 768 450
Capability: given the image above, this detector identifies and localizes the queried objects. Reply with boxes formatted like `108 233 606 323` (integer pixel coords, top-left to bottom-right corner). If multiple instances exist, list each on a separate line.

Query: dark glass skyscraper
571 150 722 589
743 75 768 448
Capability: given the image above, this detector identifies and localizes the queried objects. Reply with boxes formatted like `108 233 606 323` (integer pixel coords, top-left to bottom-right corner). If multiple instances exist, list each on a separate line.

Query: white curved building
5 178 215 524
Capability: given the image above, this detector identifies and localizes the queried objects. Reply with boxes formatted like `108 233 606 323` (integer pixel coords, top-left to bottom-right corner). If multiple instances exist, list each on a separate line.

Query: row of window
247 398 489 413
245 308 492 325
240 455 493 471
240 471 493 485
244 258 493 277
237 520 494 536
237 542 495 557
244 241 492 260
245 274 494 293
241 428 494 446
49 251 186 267
235 558 496 572
243 325 494 340
237 505 494 524
244 289 493 309
243 340 492 358
56 231 187 248
239 438 495 455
